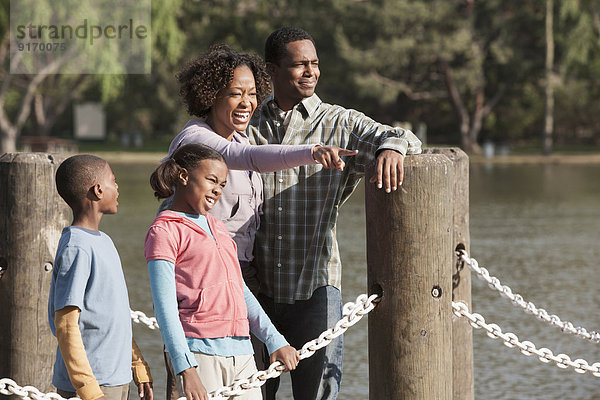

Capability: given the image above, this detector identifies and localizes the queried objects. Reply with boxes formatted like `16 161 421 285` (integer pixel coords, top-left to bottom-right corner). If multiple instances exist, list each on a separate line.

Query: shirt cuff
281 144 318 168
76 381 104 400
265 333 290 356
377 137 409 156
132 361 153 384
378 135 423 156
171 351 199 375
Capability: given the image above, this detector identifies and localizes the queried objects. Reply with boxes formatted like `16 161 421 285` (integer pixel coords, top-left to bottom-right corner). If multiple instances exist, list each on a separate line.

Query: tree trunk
39 75 88 137
543 0 555 155
440 60 485 155
1 128 17 154
0 49 74 153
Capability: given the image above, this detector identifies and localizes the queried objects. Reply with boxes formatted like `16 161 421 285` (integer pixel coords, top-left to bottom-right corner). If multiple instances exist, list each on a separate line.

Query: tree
0 0 183 154
552 0 600 145
543 0 555 155
330 0 544 153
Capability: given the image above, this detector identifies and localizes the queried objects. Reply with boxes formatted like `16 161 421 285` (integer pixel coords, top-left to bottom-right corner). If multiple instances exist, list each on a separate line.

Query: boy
48 154 153 400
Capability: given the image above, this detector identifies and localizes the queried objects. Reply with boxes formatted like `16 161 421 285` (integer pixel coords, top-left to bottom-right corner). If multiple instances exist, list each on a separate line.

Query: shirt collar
299 94 321 117
266 93 322 118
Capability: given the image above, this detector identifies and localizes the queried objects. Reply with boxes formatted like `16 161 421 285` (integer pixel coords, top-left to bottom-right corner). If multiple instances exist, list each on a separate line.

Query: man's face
268 39 320 111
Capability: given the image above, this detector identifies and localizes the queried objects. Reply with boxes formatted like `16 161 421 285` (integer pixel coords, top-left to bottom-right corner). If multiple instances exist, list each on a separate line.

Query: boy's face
97 163 119 214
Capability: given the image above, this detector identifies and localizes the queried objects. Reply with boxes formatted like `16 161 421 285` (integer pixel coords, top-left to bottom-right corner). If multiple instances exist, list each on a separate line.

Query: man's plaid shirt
248 94 422 304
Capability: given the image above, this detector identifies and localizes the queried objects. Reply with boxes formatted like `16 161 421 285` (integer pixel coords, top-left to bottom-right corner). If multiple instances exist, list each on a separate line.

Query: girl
146 143 299 400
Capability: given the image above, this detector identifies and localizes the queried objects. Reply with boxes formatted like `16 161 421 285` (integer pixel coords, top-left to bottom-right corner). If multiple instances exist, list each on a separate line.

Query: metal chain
0 293 379 400
0 378 77 400
130 309 159 330
194 293 379 399
452 301 600 377
457 249 600 344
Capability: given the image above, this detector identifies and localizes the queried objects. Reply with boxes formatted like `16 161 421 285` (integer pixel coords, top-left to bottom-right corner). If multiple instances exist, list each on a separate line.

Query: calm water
101 162 600 400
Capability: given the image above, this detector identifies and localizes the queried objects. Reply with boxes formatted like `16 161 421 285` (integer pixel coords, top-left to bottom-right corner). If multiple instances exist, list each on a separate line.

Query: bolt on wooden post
365 151 455 400
0 153 70 392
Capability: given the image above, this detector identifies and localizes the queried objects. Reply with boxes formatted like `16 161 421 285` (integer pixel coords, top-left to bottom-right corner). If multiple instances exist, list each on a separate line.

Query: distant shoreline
92 151 165 164
91 150 600 165
469 153 600 164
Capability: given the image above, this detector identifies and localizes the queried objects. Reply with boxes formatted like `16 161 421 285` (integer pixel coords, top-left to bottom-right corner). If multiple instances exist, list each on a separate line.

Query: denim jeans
258 285 343 400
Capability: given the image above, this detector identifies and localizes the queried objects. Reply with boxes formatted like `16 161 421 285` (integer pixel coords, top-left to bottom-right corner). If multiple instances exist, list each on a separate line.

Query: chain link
452 301 600 377
0 378 77 400
1 293 379 400
457 249 600 344
196 293 379 399
130 309 160 330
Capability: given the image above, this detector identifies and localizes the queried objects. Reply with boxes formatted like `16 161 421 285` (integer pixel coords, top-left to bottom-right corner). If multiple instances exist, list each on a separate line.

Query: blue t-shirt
48 226 132 391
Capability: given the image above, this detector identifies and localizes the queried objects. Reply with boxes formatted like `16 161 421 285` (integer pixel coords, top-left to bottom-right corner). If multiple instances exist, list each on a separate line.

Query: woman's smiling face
206 65 258 140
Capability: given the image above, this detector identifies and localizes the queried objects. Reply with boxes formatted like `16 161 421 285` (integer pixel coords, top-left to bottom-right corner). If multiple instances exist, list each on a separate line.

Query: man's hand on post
369 149 404 192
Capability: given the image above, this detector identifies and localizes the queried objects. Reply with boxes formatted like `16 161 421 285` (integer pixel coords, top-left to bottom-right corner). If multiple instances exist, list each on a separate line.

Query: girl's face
175 159 228 215
206 65 258 140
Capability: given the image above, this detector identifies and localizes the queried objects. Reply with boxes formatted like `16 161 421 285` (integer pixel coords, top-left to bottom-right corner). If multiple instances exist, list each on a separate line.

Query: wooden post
366 152 454 400
0 153 70 391
424 148 473 400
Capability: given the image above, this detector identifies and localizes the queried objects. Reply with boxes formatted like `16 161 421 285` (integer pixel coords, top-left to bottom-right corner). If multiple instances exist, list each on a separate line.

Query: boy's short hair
265 26 315 65
56 155 108 208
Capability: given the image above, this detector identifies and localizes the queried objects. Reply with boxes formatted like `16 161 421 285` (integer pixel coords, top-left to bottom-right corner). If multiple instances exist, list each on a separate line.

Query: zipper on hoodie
207 216 238 335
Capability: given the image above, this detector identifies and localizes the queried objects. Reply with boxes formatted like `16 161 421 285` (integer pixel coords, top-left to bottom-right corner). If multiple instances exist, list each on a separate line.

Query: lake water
101 161 600 400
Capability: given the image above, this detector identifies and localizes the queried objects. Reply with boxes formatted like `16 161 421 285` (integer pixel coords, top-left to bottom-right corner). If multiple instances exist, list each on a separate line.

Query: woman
161 44 355 399
167 44 355 288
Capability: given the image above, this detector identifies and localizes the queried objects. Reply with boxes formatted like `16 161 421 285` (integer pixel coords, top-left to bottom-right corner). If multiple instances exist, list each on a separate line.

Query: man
247 26 422 400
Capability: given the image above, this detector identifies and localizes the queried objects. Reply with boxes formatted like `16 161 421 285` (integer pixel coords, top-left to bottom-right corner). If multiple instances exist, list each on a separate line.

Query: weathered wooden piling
0 153 70 392
424 148 473 400
366 149 470 399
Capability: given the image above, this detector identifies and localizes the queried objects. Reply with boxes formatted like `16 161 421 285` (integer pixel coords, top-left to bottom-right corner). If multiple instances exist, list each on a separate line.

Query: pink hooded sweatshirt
144 210 249 339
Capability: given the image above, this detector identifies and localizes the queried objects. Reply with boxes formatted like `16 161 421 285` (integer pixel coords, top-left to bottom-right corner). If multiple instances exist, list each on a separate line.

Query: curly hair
265 26 315 65
177 44 271 118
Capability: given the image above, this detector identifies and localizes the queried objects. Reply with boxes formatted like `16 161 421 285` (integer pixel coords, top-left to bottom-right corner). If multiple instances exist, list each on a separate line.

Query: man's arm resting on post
353 115 422 192
343 108 422 191
55 306 105 400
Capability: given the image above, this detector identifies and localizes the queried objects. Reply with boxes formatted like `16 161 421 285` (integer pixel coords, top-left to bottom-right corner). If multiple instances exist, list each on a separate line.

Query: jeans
258 285 343 400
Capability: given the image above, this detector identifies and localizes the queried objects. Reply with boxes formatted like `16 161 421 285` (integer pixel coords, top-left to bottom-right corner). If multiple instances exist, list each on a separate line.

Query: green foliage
4 0 600 149
0 0 184 146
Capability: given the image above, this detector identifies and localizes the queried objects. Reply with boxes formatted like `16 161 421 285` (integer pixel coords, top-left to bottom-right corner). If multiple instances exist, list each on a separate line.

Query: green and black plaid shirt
248 94 422 304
